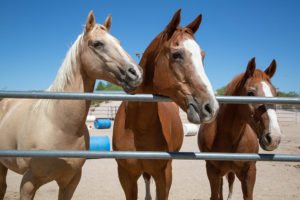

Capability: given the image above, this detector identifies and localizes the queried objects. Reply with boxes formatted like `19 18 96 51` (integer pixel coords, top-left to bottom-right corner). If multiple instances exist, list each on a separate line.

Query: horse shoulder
157 102 183 152
0 98 22 118
0 99 35 173
0 99 32 143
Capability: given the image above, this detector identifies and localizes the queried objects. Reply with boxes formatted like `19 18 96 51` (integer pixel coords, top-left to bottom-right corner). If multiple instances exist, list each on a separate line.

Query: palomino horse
198 57 282 200
113 9 219 200
0 11 142 200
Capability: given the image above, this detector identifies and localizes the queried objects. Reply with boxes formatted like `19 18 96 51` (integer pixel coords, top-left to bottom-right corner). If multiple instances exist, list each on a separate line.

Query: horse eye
93 41 104 48
247 91 255 96
172 52 183 60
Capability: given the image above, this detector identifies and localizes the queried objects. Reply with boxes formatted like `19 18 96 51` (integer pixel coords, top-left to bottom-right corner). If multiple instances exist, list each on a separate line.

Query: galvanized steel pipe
0 150 300 162
0 91 300 104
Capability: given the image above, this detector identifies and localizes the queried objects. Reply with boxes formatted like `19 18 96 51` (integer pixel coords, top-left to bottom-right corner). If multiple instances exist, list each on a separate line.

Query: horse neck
127 81 159 131
42 38 95 133
134 32 164 94
218 103 248 144
126 101 159 132
58 60 95 114
126 52 160 131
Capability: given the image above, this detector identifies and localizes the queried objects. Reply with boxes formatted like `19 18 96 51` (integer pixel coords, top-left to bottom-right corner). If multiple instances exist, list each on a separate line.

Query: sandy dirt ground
3 111 300 199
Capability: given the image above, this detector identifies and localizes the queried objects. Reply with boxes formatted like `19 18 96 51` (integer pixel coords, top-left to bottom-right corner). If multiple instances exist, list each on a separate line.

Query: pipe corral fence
0 90 300 162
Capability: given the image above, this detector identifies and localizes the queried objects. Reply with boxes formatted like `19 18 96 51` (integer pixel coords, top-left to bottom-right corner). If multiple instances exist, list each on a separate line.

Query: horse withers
198 57 281 200
0 11 142 200
113 9 219 200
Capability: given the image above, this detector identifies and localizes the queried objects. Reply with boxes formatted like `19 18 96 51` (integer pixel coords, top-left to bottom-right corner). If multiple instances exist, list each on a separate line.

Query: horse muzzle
186 97 219 124
121 64 143 93
259 132 281 151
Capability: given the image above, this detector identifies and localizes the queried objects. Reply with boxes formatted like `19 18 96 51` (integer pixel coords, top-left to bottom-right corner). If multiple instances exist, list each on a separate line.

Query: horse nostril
126 67 138 81
203 102 213 117
264 133 272 145
129 67 137 76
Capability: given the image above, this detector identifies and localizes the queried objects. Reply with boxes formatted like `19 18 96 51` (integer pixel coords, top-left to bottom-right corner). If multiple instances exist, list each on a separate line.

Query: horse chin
258 137 278 151
120 76 142 94
187 104 201 124
122 84 137 94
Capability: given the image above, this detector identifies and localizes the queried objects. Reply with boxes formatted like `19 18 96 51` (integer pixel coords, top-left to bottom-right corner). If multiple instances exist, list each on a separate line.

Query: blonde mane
47 34 83 92
33 34 83 109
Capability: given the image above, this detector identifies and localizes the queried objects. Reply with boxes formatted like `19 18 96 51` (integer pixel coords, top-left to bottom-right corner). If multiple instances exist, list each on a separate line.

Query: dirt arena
3 103 300 199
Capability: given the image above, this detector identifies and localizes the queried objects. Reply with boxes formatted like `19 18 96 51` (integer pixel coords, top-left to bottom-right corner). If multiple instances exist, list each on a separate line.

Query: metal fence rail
1 90 300 104
0 150 300 162
0 91 300 162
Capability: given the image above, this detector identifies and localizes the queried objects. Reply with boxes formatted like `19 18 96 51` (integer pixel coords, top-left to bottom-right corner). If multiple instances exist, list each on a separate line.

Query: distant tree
216 86 226 95
278 91 299 97
93 82 123 107
104 83 123 91
96 82 105 91
95 82 122 91
277 91 300 109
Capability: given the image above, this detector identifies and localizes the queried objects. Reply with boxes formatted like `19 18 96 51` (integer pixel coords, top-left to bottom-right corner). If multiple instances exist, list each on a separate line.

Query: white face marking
105 33 141 77
261 81 281 135
144 178 151 199
182 39 218 110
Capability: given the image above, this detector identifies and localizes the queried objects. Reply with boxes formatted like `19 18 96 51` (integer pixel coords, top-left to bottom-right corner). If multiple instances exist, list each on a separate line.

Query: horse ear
164 9 181 39
186 14 202 34
85 10 95 33
264 59 277 79
240 57 256 87
103 14 112 32
245 57 256 78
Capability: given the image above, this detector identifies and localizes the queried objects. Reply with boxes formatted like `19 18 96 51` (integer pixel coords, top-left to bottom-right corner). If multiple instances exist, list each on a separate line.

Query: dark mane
138 32 166 89
225 70 271 96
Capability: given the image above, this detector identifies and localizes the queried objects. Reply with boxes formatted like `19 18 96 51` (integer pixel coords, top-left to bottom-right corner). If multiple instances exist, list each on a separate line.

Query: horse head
231 57 281 151
146 9 219 124
80 11 143 93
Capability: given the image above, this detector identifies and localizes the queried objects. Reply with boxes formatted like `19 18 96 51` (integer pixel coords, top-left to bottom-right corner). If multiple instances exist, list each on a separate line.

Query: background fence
88 105 300 123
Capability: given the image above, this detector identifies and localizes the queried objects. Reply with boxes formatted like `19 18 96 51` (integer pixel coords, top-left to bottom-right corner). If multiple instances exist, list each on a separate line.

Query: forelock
91 24 107 33
168 26 194 45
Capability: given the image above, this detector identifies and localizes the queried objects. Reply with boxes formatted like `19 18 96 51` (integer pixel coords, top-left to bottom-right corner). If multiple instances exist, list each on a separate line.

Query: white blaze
261 81 281 134
144 177 152 200
183 39 218 110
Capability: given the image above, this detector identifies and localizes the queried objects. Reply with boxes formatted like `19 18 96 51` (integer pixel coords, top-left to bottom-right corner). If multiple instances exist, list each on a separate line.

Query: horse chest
212 131 258 154
126 104 168 150
133 126 168 151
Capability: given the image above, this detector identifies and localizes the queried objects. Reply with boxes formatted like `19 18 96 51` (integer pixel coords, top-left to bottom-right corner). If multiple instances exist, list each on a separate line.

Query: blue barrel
89 136 110 151
94 118 111 129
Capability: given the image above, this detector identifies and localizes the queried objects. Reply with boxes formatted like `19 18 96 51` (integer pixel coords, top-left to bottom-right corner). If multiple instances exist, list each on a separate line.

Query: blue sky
0 0 299 93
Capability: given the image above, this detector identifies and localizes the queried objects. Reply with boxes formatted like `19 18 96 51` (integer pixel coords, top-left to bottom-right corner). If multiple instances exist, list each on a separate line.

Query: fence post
109 106 111 119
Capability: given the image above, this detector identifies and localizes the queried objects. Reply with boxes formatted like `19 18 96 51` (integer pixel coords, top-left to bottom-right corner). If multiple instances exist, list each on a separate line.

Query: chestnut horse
113 9 219 200
198 57 282 200
0 11 142 200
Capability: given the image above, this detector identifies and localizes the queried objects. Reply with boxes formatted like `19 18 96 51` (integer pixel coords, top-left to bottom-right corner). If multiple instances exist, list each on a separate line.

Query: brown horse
113 9 219 200
198 57 282 200
0 11 142 200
